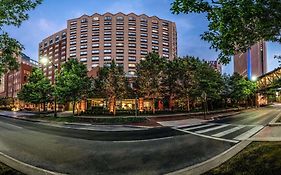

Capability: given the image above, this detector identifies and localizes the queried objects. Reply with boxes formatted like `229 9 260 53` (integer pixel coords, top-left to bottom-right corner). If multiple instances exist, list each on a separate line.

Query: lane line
181 123 215 131
234 125 264 140
175 129 239 143
212 125 245 137
196 124 230 134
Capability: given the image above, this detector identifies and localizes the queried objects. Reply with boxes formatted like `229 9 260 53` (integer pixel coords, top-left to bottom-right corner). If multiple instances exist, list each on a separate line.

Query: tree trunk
43 102 46 112
186 97 190 112
72 101 75 116
113 97 116 116
152 98 156 114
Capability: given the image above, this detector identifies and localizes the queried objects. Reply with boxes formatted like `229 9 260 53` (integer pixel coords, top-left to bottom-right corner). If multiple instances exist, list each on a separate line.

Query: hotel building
39 12 177 77
234 41 267 79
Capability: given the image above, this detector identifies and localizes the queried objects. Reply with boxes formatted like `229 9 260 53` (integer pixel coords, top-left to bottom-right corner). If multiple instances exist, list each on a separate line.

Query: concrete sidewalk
250 126 281 141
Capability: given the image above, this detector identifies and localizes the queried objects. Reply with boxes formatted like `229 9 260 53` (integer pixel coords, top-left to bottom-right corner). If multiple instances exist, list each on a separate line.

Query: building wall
0 54 38 98
234 41 267 78
39 12 177 77
39 29 67 83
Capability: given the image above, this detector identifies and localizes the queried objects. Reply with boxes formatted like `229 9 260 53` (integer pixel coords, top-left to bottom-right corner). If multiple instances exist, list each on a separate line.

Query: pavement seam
166 140 252 175
268 111 281 126
0 151 66 175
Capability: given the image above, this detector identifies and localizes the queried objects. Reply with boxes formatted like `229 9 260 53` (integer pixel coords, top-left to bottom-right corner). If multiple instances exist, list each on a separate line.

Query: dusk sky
4 0 281 74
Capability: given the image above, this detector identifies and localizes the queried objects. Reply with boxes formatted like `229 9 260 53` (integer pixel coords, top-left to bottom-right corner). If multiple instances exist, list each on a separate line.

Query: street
0 105 280 175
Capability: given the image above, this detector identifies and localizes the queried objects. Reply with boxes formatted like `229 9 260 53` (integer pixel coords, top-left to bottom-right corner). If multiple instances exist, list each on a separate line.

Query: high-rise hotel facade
39 12 177 78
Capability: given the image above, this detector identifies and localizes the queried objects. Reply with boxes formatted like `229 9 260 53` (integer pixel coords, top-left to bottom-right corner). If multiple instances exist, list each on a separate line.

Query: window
92 50 99 54
152 29 158 33
104 37 111 41
80 58 87 62
163 31 169 35
129 16 135 21
70 31 76 34
55 36 60 42
92 32 99 36
141 18 147 22
141 33 148 37
152 40 159 44
92 22 99 26
163 48 169 52
104 16 112 21
117 16 124 21
162 22 169 26
163 53 169 58
152 46 159 50
129 43 136 48
128 64 136 68
92 27 99 31
81 29 87 32
80 51 87 56
70 53 76 57
116 49 124 53
80 45 87 49
104 49 111 54
129 32 136 36
128 71 136 76
104 56 111 61
70 35 76 40
141 39 147 43
116 37 124 41
141 44 148 49
104 31 111 35
93 17 99 21
104 43 111 47
141 50 148 55
81 39 87 43
104 22 112 25
163 42 169 46
129 37 136 42
129 27 136 30
116 31 124 35
140 23 148 27
129 50 136 54
92 57 99 61
81 34 87 38
163 27 169 31
128 57 136 61
116 22 124 25
49 39 53 45
104 26 111 30
116 43 124 47
152 34 159 38
92 37 99 41
70 21 77 25
140 28 147 32
129 22 136 26
163 36 169 41
116 56 124 61
70 41 76 45
69 46 76 51
116 26 124 30
81 18 88 23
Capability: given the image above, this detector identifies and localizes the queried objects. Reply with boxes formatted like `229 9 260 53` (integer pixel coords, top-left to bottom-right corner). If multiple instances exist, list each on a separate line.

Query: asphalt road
0 105 280 175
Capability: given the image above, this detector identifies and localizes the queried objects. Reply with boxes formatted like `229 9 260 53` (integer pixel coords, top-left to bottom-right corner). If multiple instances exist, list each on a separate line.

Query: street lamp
39 56 58 117
251 75 257 82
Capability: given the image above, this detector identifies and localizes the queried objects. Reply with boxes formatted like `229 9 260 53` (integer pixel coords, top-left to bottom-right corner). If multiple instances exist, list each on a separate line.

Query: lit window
92 37 99 41
92 57 99 61
92 43 99 47
104 43 111 47
93 17 99 21
116 43 124 47
128 57 136 61
80 45 87 49
152 40 159 44
70 46 76 51
81 39 87 43
129 16 136 21
129 43 136 48
129 32 136 36
104 37 111 41
92 50 99 54
104 32 111 35
141 39 147 43
80 51 87 56
104 56 111 61
80 58 87 62
141 33 148 37
129 50 136 54
104 49 111 53
163 48 169 52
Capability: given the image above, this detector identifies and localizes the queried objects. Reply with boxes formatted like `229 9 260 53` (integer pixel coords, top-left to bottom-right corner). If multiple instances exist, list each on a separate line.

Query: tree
171 0 281 64
91 61 128 115
18 68 53 111
0 0 42 76
55 58 91 115
136 52 166 114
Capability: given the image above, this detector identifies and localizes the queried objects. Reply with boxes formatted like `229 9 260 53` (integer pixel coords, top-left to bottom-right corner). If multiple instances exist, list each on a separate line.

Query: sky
4 0 281 74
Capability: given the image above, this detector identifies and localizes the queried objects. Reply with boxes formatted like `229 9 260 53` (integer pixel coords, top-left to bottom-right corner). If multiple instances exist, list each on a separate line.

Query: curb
0 152 66 175
268 112 281 126
166 140 252 175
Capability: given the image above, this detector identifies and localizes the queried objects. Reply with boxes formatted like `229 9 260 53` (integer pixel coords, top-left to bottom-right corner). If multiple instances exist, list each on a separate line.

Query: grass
28 115 147 124
205 142 281 175
0 162 24 175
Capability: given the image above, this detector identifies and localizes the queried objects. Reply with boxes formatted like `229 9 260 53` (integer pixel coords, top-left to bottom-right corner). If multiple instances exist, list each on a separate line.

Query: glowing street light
251 75 257 82
40 56 49 66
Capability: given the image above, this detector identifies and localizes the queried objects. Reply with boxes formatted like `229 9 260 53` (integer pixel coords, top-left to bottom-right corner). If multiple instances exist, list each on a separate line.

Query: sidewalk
250 126 281 141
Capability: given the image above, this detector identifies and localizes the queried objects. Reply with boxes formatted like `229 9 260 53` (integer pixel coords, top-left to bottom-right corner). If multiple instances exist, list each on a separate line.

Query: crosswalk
173 122 264 143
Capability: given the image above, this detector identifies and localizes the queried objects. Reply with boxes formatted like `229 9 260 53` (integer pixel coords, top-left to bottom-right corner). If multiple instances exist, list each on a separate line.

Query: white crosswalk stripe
173 122 264 143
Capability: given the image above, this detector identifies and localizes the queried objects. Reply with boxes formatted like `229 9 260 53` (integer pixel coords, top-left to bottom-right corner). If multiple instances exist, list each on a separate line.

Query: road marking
234 125 264 140
196 124 230 134
181 123 215 131
175 128 239 143
212 125 245 137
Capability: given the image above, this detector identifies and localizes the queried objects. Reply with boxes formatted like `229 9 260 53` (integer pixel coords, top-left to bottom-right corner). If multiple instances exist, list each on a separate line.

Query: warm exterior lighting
251 75 257 82
40 56 49 66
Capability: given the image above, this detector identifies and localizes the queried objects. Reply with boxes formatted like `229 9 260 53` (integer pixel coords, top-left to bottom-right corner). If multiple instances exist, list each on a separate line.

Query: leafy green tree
136 52 166 113
91 61 128 115
0 0 42 76
171 0 281 64
229 73 257 107
18 68 52 111
55 58 91 115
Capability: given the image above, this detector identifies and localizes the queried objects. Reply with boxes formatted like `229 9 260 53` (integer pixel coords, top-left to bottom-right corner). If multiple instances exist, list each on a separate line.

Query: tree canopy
171 0 281 64
0 0 42 76
18 68 52 111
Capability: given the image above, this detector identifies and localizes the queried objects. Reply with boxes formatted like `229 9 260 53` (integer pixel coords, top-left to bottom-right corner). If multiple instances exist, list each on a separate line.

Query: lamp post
40 56 58 117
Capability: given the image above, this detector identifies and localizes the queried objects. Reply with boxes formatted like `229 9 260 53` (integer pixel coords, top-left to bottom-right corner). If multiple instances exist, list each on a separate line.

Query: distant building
0 53 38 98
39 12 178 80
207 60 222 73
234 41 267 79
